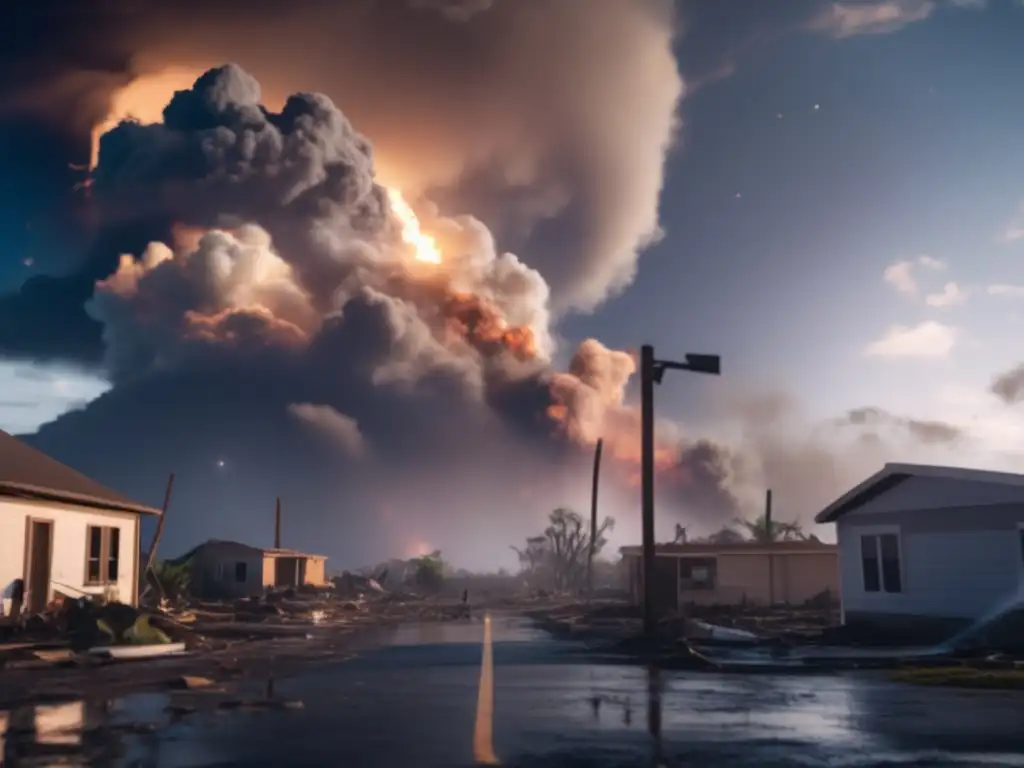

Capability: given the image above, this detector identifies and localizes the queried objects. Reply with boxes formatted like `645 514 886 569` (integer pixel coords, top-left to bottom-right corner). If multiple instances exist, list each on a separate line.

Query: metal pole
641 344 657 640
274 497 282 549
587 438 604 598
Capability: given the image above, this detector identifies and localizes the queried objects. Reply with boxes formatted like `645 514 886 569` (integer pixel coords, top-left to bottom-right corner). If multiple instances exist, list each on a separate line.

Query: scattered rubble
0 572 481 708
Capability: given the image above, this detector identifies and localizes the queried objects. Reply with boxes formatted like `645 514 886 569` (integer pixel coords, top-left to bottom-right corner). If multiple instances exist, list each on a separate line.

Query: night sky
1 0 1023 570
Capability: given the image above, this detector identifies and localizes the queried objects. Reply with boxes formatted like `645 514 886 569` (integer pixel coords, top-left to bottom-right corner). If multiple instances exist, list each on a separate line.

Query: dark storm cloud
991 364 1024 405
839 406 964 445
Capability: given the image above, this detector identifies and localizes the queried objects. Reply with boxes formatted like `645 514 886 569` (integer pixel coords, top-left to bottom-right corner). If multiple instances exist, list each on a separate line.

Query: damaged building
176 540 329 599
815 462 1024 644
620 540 839 615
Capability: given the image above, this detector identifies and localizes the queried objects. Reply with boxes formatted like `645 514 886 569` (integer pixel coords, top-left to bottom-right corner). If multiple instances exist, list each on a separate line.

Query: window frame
84 525 122 586
678 556 718 591
855 524 904 596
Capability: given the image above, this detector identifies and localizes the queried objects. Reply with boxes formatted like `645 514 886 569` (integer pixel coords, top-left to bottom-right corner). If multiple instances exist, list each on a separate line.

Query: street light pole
640 344 721 642
640 345 658 640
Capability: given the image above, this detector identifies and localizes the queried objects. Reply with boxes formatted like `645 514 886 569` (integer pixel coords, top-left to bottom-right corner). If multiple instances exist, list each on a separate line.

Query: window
679 557 717 590
234 562 248 583
85 526 121 585
860 532 902 594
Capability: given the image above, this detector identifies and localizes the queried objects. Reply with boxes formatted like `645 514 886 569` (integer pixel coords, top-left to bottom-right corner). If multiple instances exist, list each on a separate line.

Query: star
734 192 742 199
216 459 226 469
776 112 784 119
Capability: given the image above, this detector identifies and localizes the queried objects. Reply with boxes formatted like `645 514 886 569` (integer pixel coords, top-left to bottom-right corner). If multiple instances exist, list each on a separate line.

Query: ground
4 614 1024 767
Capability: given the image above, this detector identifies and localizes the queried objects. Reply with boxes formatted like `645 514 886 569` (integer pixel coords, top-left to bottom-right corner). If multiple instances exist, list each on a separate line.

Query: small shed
620 540 838 614
178 540 329 599
815 462 1024 643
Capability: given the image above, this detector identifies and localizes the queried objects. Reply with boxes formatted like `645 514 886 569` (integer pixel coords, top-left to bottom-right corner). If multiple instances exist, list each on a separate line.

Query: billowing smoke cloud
288 404 367 458
1 0 683 319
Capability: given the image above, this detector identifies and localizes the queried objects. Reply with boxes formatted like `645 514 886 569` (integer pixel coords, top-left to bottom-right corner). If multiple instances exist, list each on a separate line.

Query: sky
1 0 1023 570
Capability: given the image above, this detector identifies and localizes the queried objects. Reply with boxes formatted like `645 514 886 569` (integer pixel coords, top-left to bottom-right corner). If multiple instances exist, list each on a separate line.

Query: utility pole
587 438 604 598
274 497 282 549
640 344 721 641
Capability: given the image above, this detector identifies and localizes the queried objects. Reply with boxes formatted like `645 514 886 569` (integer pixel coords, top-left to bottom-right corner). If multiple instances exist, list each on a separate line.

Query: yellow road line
473 613 500 765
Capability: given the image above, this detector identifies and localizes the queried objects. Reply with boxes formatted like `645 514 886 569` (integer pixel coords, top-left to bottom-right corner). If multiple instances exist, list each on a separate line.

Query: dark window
107 528 120 582
879 533 902 593
679 557 717 590
235 562 248 582
86 526 121 585
86 526 103 584
860 535 880 592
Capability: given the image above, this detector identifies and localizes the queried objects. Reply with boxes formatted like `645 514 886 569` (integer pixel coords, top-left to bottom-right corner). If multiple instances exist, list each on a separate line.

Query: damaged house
620 540 838 614
177 540 329 599
816 462 1024 644
0 430 161 615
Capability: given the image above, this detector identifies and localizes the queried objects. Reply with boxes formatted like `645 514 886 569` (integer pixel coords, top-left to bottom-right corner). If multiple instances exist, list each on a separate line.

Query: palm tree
736 514 806 543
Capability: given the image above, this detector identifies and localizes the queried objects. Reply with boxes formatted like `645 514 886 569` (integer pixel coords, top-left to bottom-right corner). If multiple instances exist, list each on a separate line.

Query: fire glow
387 188 442 264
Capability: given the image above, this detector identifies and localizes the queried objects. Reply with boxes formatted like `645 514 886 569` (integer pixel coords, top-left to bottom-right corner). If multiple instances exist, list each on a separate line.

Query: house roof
813 462 1024 525
620 540 836 557
177 539 326 561
0 430 161 516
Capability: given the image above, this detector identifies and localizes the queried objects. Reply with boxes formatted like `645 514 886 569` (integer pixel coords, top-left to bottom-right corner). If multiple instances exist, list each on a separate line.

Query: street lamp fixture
640 345 721 641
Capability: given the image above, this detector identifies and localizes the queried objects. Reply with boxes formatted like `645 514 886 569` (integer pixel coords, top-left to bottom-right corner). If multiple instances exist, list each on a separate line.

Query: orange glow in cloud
90 67 209 169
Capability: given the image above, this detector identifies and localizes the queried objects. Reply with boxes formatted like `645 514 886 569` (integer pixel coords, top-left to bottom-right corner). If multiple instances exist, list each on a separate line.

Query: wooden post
140 472 175 604
274 497 282 549
587 438 604 597
765 488 775 606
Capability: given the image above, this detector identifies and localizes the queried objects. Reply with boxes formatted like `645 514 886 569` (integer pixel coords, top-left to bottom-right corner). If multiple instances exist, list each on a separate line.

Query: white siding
846 476 1024 517
0 497 140 612
838 516 1024 620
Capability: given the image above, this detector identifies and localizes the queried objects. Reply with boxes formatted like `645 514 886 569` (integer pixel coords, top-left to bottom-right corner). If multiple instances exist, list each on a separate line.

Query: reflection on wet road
3 613 1024 766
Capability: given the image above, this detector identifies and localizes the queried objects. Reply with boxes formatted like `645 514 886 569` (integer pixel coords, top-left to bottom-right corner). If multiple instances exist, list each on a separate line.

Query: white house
815 462 1024 643
0 430 161 614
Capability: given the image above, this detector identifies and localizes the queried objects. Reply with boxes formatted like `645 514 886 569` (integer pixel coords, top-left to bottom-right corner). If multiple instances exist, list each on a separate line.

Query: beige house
0 430 161 614
180 539 328 599
621 541 839 614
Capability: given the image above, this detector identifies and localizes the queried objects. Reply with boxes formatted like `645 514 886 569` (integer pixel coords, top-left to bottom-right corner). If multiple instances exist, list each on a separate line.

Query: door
25 519 54 614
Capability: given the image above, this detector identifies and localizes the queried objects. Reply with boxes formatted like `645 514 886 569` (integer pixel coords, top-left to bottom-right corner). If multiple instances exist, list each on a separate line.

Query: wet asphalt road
4 614 1024 767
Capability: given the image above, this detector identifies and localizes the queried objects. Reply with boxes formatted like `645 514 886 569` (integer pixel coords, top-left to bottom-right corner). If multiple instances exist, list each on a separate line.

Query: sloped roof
814 462 1024 524
0 430 161 516
175 540 326 561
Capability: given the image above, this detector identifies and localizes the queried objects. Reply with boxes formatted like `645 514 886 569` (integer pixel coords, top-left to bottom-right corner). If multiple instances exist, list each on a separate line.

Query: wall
679 552 838 606
838 501 1024 623
304 557 326 586
0 496 140 610
191 543 265 599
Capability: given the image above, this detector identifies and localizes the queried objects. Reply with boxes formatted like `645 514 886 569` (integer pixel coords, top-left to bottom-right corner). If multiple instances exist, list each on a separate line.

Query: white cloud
925 281 967 307
987 284 1024 298
287 403 367 457
812 0 936 38
864 321 958 359
883 254 944 296
0 361 110 435
1000 202 1024 242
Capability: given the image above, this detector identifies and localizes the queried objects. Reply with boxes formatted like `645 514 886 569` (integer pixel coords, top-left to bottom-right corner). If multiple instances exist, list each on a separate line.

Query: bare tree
737 514 805 543
513 508 615 593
